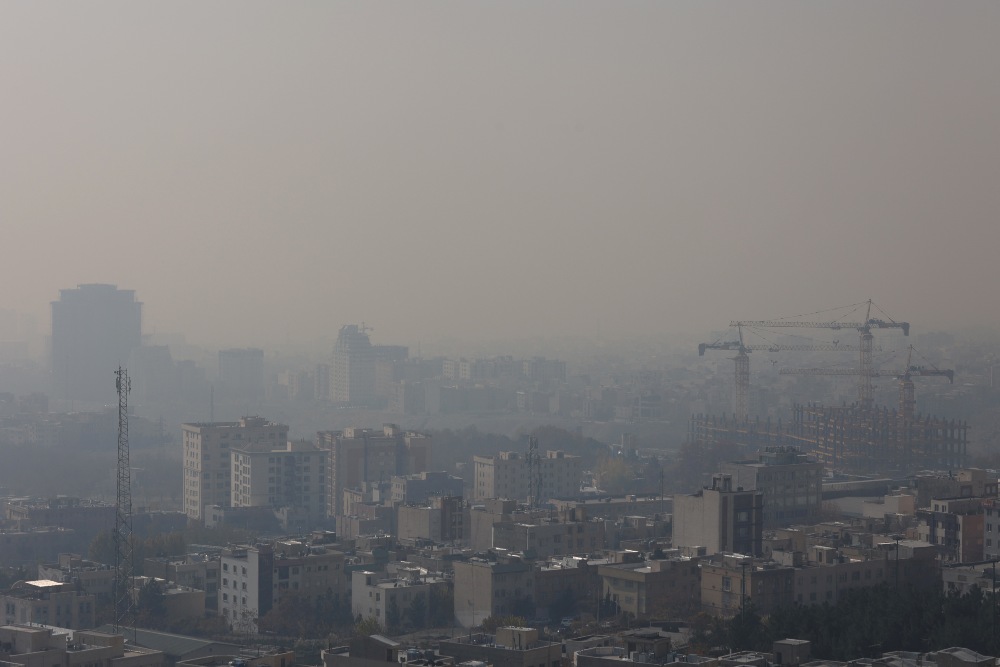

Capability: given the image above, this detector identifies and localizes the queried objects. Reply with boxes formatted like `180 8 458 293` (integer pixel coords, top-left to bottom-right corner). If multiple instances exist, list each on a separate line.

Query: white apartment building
182 417 289 521
473 450 581 502
231 440 327 525
218 540 346 632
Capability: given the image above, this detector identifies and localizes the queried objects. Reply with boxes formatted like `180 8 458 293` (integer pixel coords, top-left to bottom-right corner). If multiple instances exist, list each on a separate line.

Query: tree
481 614 527 633
136 578 167 629
407 593 427 630
354 615 384 637
429 583 454 627
386 597 402 635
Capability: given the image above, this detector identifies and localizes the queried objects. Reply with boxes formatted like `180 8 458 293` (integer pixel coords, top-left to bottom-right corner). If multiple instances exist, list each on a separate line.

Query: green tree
480 614 527 633
407 593 427 630
386 598 402 635
429 584 453 627
136 578 167 629
354 615 384 637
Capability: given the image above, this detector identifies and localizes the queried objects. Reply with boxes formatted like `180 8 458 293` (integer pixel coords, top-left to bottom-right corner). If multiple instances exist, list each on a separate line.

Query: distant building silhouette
331 325 407 406
51 284 142 405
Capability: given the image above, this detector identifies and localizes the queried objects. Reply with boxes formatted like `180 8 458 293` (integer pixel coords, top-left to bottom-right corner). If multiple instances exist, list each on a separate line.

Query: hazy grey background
3 2 998 348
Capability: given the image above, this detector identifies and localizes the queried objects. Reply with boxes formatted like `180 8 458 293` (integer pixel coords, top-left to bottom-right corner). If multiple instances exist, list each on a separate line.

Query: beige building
397 496 466 544
452 556 535 627
317 425 432 518
439 628 562 667
37 554 116 603
597 555 700 618
722 447 823 528
492 516 606 559
473 450 581 502
1 580 96 630
351 567 444 632
182 417 289 521
230 439 328 528
673 474 763 557
133 577 206 626
0 625 163 667
700 553 795 617
218 539 346 632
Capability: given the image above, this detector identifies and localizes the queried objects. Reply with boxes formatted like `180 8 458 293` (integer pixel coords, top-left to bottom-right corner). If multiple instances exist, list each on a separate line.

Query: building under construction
690 404 967 475
693 302 968 475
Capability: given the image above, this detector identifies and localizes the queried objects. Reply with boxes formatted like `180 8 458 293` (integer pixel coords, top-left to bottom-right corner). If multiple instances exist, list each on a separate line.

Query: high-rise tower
331 325 375 404
51 284 142 405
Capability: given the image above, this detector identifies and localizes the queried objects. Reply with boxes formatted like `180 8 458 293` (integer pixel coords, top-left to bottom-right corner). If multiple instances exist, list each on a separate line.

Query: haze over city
3 2 1000 348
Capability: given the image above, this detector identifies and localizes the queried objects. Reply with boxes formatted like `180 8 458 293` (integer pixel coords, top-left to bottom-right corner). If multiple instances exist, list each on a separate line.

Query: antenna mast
526 435 541 509
113 367 136 640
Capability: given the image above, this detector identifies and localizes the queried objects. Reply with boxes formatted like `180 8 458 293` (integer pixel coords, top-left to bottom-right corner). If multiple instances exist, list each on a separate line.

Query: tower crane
779 344 953 418
699 325 865 421
732 300 909 410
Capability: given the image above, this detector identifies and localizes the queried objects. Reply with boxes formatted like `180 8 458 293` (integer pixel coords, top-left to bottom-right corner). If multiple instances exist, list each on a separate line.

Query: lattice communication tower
113 367 136 639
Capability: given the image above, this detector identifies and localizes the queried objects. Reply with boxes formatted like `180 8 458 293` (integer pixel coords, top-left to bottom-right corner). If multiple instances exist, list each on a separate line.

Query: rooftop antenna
113 367 136 641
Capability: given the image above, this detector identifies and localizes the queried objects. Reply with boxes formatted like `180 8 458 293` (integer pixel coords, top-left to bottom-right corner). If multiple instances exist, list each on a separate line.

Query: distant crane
733 300 909 410
780 345 953 418
699 325 865 420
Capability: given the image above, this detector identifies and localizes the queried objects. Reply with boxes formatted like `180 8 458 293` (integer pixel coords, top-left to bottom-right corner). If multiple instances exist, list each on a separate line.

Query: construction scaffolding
787 402 967 474
689 403 967 475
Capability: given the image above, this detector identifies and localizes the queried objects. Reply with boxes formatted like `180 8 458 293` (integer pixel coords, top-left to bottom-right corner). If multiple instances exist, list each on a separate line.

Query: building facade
230 439 328 527
473 450 581 502
182 417 289 521
316 425 432 518
673 474 764 557
722 446 824 528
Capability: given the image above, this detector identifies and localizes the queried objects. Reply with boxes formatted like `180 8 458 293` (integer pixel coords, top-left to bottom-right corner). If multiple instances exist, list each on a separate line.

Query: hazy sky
3 2 999 348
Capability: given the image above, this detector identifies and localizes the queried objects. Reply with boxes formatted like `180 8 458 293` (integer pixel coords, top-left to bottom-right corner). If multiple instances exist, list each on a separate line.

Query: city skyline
2 3 1000 348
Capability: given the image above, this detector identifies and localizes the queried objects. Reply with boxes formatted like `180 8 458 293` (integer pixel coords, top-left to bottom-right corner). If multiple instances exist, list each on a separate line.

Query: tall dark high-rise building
51 284 142 405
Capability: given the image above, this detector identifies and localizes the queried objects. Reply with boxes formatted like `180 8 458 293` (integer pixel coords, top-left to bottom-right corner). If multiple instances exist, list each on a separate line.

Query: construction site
691 301 968 476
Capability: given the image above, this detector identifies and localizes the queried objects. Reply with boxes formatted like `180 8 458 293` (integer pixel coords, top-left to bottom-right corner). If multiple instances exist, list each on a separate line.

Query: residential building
390 472 464 505
182 417 289 522
722 447 824 528
0 625 163 667
351 567 445 632
37 554 116 603
0 580 96 629
533 557 602 620
439 628 562 667
492 516 606 559
597 554 700 618
916 496 986 563
473 450 581 502
397 497 466 544
911 469 999 509
452 556 535 627
143 554 220 612
230 439 328 528
700 553 794 617
317 425 432 518
217 539 346 632
673 474 764 557
51 283 142 405
132 577 206 626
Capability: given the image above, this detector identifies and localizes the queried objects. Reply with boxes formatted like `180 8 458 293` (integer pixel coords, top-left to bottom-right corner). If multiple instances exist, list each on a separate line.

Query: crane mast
699 326 866 421
732 300 909 411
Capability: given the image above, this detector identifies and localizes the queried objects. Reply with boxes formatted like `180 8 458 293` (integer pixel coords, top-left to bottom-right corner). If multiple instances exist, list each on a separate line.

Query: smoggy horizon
4 3 1000 349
